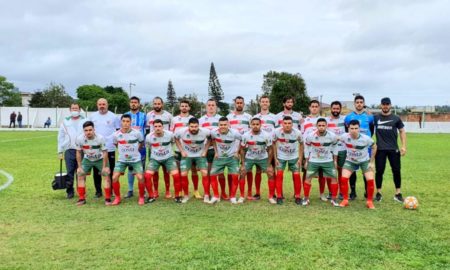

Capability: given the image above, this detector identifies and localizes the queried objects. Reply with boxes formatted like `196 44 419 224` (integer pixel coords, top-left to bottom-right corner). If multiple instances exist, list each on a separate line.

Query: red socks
138 181 145 199
293 172 302 198
173 173 181 197
219 174 226 195
319 175 325 194
153 171 159 194
104 187 111 200
112 181 121 197
210 175 220 198
340 177 349 200
181 175 189 196
164 170 170 191
268 180 276 199
330 182 338 199
276 170 284 199
255 171 262 195
247 171 253 196
239 175 246 197
144 172 154 197
303 181 311 198
192 173 199 191
227 174 233 196
367 179 375 202
77 186 86 200
229 174 239 198
202 174 210 197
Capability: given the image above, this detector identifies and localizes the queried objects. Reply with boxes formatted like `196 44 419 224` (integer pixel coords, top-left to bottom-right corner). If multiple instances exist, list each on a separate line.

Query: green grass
0 132 449 269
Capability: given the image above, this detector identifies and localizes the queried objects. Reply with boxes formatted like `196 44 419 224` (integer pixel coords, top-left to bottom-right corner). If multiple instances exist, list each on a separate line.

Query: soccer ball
403 196 419 210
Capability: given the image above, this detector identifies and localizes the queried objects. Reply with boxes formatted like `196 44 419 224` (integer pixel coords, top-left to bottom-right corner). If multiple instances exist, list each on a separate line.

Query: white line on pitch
0 170 14 191
0 134 54 143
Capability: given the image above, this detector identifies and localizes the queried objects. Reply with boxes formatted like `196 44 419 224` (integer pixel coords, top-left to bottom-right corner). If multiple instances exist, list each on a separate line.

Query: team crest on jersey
186 134 190 138
153 137 157 141
315 136 319 140
347 138 351 142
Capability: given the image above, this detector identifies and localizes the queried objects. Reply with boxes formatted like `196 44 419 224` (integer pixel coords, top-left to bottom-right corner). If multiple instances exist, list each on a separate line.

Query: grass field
0 131 449 269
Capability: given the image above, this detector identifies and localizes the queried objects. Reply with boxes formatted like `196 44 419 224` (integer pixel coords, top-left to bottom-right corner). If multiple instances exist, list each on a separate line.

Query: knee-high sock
366 179 375 202
247 171 253 196
239 175 246 197
192 173 199 191
337 169 342 194
181 175 189 196
268 179 276 199
127 172 134 191
202 174 210 196
210 175 220 198
153 171 159 194
227 174 233 196
330 182 338 199
77 187 86 200
104 187 111 200
163 169 170 191
303 181 311 198
293 172 302 198
255 171 262 195
144 173 154 196
138 181 145 198
276 170 284 199
340 177 349 200
112 181 121 197
219 174 226 195
318 172 325 194
229 174 239 198
173 173 181 197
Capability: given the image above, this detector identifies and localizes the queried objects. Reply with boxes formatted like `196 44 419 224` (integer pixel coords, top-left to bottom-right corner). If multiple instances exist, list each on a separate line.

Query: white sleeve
57 122 68 153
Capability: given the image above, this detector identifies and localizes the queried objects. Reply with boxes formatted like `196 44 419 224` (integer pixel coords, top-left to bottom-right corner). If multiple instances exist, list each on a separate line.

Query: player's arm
202 138 211 157
239 143 246 173
272 140 279 167
298 140 304 166
399 128 407 156
76 149 84 175
212 138 219 158
102 150 110 175
57 123 67 159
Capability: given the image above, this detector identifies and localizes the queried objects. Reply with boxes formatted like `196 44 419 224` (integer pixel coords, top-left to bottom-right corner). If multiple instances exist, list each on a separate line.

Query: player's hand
77 167 85 175
275 158 280 167
214 153 219 159
201 152 207 157
58 152 64 160
181 151 188 158
400 147 407 156
368 161 375 171
266 165 274 177
102 167 110 175
297 159 303 169
334 161 338 169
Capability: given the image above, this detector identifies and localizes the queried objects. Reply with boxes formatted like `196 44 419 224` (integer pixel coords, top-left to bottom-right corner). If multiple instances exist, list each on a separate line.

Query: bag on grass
52 159 67 190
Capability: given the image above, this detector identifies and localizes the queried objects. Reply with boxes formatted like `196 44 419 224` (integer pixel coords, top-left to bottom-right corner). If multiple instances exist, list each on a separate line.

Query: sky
1 0 449 106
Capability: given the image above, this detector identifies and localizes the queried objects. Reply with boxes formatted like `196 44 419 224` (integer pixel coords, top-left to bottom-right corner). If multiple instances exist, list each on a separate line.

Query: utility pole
129 83 136 97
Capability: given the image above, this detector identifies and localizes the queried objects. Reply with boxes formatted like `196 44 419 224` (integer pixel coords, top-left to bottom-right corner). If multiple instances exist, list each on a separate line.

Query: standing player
326 101 346 199
145 119 182 203
75 121 111 205
146 97 173 199
303 118 339 207
174 118 211 203
252 95 278 200
89 98 120 198
276 96 302 130
374 97 407 202
339 120 377 209
125 96 147 199
111 114 145 205
344 95 375 200
210 117 242 204
273 116 304 205
57 103 87 199
227 96 252 200
240 118 275 204
199 99 226 201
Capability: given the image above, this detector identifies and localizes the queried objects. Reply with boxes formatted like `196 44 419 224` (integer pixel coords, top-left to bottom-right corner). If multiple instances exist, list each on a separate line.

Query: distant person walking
44 117 51 128
17 112 23 128
9 111 16 128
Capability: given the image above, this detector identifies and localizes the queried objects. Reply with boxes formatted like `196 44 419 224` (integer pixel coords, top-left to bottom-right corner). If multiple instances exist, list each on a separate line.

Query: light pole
129 83 136 97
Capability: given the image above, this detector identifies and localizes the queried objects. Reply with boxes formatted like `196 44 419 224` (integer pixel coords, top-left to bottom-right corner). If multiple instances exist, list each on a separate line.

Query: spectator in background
17 112 23 128
44 117 51 128
9 111 16 128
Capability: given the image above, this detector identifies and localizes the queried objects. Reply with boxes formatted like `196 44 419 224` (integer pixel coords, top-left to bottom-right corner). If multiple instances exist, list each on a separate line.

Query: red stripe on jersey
328 123 337 128
182 139 192 144
118 140 127 144
277 138 286 143
82 145 90 150
345 143 354 149
229 120 239 125
151 143 160 147
215 138 223 143
311 142 322 147
304 123 313 129
174 123 185 128
202 122 211 127
247 141 256 145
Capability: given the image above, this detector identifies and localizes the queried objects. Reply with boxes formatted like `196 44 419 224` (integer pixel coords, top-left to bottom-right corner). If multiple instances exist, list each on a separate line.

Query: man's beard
331 111 340 117
154 107 162 112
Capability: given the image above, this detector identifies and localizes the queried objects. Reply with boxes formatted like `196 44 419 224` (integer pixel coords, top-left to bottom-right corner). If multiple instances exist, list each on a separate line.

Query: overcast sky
1 0 449 106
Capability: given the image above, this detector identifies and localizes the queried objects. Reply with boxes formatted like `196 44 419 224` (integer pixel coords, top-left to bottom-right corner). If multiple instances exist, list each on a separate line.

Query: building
21 92 33 107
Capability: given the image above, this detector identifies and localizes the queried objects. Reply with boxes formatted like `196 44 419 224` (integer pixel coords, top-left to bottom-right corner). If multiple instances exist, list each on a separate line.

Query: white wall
0 107 86 128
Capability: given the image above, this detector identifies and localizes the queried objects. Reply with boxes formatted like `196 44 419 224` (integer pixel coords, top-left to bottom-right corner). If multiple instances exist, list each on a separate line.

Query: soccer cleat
193 190 202 199
246 195 254 201
112 197 121 205
209 197 220 204
253 194 261 200
230 197 237 204
326 193 332 201
94 192 102 198
165 191 172 199
302 198 310 206
295 198 302 205
393 193 404 203
237 197 245 204
174 196 182 203
339 199 349 207
76 199 86 206
138 197 145 206
338 193 344 200
105 198 112 206
203 195 210 203
366 201 375 209
349 192 357 201
181 196 190 204
153 192 160 199
375 192 383 202
276 198 283 205
320 194 328 202
67 191 74 199
146 197 156 204
221 193 229 201
125 190 134 199
330 199 339 207
268 198 277 204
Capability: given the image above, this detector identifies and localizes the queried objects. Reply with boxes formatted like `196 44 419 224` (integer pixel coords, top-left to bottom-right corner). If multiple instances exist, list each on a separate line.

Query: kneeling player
75 121 111 205
145 119 181 203
210 117 242 204
111 114 145 205
339 120 378 209
303 118 339 207
273 116 303 205
240 118 275 204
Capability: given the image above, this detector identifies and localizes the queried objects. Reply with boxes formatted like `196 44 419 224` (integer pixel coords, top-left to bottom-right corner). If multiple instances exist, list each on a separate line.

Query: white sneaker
302 198 310 206
237 197 245 204
268 198 277 204
203 195 210 203
320 194 328 202
209 196 220 204
230 197 237 204
181 196 190 204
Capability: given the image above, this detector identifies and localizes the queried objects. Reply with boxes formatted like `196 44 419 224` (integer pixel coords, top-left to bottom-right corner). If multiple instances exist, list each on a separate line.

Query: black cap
381 97 391 104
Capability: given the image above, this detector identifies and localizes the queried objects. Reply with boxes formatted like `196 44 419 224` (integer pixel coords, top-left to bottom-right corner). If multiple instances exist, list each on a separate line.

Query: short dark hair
251 117 261 123
153 96 164 103
83 121 94 129
121 114 131 120
283 116 293 122
188 117 199 125
71 103 80 109
153 119 163 125
180 99 190 106
349 119 360 126
259 95 269 101
309 100 320 106
330 101 342 108
130 96 140 103
317 118 327 124
207 98 217 104
354 95 365 102
283 96 294 104
234 96 244 102
219 116 228 122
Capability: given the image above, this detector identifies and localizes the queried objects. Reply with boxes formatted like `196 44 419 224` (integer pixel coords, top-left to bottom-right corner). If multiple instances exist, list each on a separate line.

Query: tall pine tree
208 62 229 115
166 80 177 114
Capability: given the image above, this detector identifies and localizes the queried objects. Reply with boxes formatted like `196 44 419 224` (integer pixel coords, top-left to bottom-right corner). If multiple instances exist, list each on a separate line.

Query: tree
166 80 177 114
76 85 129 113
246 94 260 115
104 86 129 113
261 71 310 114
28 82 73 108
208 62 229 115
28 91 46 107
0 76 22 106
173 93 203 118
